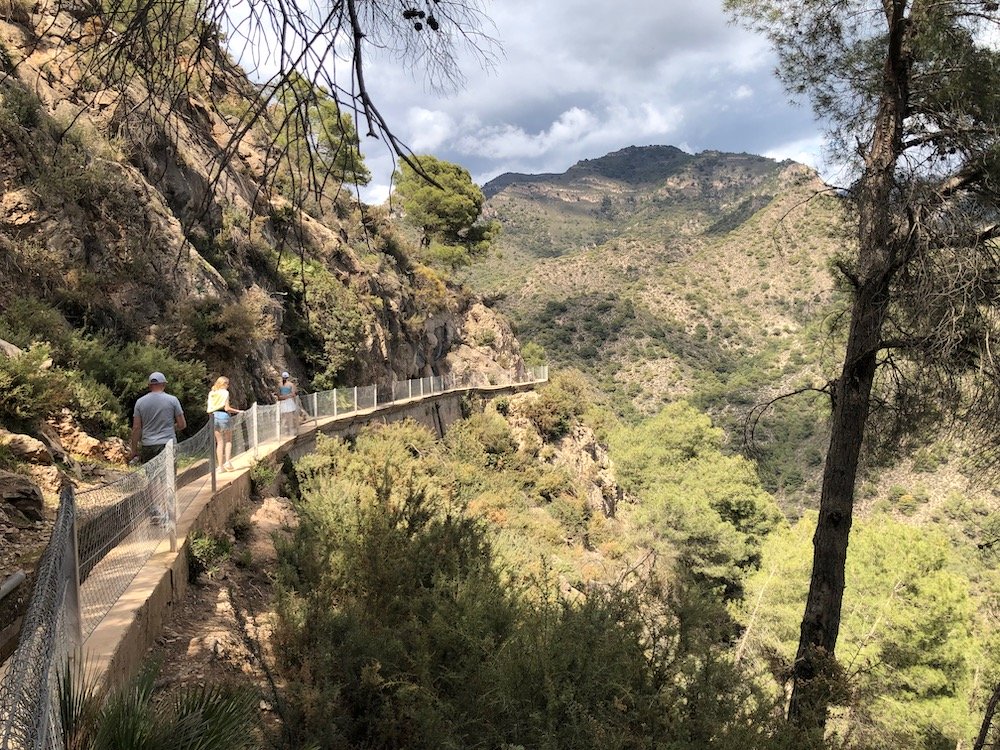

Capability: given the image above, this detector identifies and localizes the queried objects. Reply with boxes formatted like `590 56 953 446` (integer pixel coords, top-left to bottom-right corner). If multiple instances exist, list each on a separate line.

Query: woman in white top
276 371 299 437
207 376 241 471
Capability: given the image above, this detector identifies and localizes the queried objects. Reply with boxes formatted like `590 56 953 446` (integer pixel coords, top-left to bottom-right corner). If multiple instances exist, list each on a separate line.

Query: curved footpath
79 376 542 691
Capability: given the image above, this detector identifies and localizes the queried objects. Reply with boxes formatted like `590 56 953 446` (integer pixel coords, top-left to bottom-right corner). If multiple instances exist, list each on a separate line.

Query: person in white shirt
276 371 299 437
207 376 242 471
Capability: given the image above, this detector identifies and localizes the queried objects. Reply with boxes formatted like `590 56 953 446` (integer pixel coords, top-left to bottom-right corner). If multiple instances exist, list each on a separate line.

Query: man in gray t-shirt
130 371 187 463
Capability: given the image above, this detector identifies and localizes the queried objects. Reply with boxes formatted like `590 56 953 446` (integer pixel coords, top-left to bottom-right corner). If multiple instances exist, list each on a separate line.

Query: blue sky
348 1 830 202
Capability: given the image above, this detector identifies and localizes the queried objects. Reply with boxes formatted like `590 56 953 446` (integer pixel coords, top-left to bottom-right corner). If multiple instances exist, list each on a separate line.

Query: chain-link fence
0 486 80 750
0 365 548 749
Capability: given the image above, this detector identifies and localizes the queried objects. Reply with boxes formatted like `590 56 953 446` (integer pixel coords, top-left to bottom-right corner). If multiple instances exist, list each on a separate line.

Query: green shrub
58 658 259 749
0 80 41 130
534 467 574 502
169 292 274 367
0 344 71 425
73 340 207 432
0 344 119 433
473 327 497 347
520 341 546 366
249 460 278 495
521 371 589 441
277 257 370 388
445 411 519 471
188 531 231 582
0 298 77 361
275 422 792 750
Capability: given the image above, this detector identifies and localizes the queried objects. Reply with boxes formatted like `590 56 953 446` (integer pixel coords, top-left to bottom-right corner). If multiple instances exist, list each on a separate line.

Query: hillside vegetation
467 145 845 503
260 379 1000 749
0 0 521 637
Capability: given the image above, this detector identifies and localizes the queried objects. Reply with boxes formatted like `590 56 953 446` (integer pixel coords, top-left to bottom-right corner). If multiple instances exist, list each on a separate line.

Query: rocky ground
148 493 294 745
0 406 131 657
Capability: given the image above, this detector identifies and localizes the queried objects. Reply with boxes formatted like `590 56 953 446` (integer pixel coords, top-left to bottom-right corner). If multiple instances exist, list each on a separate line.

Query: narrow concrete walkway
79 383 534 688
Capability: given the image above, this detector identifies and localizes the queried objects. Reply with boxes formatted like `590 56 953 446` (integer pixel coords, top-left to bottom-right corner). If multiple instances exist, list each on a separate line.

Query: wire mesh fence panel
256 403 280 446
299 392 317 420
357 385 376 411
0 486 77 750
333 388 353 415
76 451 173 638
393 381 410 401
310 390 331 420
226 410 254 461
175 421 212 489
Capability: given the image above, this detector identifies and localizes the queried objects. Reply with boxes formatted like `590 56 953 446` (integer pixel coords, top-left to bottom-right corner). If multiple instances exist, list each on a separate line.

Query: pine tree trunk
787 0 910 732
786 277 888 728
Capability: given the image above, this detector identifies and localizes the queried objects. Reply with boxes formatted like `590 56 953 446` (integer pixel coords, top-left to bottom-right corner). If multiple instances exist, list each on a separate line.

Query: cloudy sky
352 0 829 203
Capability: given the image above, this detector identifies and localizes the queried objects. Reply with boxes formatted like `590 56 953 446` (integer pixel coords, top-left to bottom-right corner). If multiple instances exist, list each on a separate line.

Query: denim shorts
213 411 232 430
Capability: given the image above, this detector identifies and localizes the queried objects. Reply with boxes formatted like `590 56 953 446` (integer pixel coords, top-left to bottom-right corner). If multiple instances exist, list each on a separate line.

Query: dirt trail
149 495 296 743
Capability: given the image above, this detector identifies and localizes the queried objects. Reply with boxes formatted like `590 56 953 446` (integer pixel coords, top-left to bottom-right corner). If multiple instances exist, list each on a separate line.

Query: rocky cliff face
0 0 524 590
0 0 522 405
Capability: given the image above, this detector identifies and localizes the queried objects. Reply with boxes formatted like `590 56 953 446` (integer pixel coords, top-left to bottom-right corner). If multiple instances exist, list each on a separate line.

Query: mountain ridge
464 143 842 502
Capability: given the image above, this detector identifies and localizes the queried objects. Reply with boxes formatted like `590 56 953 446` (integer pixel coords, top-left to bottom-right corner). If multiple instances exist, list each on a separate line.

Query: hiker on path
277 371 299 437
207 376 242 471
129 371 186 464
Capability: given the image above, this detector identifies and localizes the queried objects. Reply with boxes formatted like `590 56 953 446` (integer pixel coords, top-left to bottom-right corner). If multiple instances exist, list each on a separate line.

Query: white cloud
353 0 822 201
764 136 825 170
405 109 456 152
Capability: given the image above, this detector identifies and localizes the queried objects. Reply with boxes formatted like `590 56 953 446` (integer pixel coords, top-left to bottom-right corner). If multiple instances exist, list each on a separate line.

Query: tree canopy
737 514 975 749
271 72 371 192
66 0 499 199
394 155 500 268
611 402 784 598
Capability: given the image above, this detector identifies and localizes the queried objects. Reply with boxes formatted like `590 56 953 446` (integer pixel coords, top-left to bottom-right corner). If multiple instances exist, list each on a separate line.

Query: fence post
334 390 338 418
275 399 281 441
166 440 177 553
312 392 318 425
252 403 259 458
420 378 424 397
408 379 412 399
67 491 83 647
374 384 378 409
354 386 358 412
209 422 217 494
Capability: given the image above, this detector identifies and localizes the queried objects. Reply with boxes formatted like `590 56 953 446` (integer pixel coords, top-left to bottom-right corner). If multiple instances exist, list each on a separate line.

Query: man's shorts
139 443 167 463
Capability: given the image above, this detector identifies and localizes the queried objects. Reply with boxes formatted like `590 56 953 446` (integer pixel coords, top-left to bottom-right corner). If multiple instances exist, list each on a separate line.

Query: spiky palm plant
58 657 260 750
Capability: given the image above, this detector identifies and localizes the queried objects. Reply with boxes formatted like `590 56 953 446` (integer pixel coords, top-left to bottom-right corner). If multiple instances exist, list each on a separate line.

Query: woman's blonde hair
211 376 230 391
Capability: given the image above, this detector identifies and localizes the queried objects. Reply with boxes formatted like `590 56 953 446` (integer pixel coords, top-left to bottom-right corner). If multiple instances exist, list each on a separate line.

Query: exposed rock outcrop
0 471 44 523
0 430 52 465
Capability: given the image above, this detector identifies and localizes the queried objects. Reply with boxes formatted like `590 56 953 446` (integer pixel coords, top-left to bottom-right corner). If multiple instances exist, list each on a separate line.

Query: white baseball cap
148 372 167 384
281 371 290 378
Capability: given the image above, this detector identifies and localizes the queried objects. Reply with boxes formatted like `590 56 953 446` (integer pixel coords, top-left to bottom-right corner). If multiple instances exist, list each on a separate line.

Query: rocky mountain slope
0 0 523 615
466 145 847 499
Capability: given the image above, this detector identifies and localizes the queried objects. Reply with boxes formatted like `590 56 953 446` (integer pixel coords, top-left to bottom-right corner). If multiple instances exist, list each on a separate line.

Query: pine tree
727 0 1000 733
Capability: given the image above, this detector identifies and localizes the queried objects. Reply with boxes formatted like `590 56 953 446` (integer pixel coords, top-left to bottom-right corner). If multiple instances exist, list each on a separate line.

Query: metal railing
0 364 548 749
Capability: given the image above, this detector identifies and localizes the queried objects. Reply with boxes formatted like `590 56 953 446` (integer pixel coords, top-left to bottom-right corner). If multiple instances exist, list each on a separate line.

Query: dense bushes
610 401 784 598
0 344 118 431
0 299 207 435
277 256 370 388
521 370 589 440
737 514 976 748
276 421 802 750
